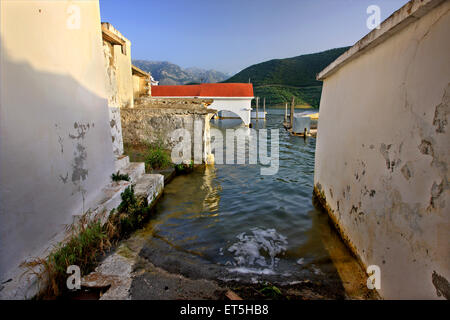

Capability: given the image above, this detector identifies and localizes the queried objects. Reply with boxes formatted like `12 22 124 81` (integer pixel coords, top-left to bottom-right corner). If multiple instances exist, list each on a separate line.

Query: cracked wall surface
102 23 133 158
0 1 115 284
102 23 133 110
314 1 449 299
109 107 124 156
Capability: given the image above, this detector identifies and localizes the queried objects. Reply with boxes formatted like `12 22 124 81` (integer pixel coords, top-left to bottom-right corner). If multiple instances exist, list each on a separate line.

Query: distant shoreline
264 105 316 109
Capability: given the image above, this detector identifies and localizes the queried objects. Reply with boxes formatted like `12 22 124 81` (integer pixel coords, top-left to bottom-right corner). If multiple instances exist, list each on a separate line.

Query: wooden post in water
256 97 259 122
284 103 288 123
263 97 266 120
290 96 295 128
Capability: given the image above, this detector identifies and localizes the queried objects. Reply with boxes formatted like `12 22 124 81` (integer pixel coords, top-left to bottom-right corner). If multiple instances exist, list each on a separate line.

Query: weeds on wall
259 283 283 299
109 185 151 237
25 216 112 298
123 140 197 174
174 160 194 174
26 185 153 299
111 171 130 182
144 140 172 170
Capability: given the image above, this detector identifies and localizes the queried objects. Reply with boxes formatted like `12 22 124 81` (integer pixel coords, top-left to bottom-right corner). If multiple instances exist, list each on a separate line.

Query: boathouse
151 83 254 126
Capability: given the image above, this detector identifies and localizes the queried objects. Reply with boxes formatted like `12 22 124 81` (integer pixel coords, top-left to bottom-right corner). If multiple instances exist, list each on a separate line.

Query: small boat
307 112 319 120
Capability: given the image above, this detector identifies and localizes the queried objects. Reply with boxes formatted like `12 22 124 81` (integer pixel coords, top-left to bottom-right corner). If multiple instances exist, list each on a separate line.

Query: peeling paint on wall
67 122 94 210
109 107 124 156
433 83 449 133
432 271 450 300
401 162 413 180
314 1 450 299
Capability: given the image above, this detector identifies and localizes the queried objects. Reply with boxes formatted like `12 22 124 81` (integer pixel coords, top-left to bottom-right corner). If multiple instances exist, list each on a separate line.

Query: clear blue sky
99 0 409 74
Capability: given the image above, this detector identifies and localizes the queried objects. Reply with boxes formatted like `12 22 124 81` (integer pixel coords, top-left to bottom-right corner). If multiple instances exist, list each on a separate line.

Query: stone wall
314 0 449 299
121 98 216 164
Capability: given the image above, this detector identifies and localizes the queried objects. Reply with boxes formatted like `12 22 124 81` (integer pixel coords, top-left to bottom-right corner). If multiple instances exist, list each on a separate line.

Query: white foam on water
296 258 305 265
226 228 288 275
228 267 276 275
283 280 304 285
312 264 323 275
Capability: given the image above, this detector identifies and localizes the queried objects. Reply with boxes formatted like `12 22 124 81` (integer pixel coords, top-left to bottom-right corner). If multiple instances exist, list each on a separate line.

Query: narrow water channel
136 109 368 298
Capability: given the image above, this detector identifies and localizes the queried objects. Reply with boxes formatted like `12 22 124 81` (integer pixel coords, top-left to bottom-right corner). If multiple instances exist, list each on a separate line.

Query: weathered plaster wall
315 1 449 299
102 23 133 109
132 74 149 101
121 98 215 164
109 107 124 156
101 23 134 157
102 40 120 108
132 74 142 100
0 1 115 281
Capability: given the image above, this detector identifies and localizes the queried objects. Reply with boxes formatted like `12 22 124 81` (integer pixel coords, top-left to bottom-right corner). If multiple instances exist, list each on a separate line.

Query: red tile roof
152 85 201 97
151 83 254 97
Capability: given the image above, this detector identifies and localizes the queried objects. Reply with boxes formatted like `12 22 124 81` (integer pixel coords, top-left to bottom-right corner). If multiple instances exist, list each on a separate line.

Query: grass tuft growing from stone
144 141 172 170
111 171 130 182
27 185 153 299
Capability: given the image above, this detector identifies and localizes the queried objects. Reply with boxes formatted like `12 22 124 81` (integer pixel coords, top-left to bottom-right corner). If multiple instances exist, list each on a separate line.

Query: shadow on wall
0 38 115 281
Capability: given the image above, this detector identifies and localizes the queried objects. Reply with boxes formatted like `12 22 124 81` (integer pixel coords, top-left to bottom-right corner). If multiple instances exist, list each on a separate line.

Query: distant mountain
132 60 230 85
223 47 350 107
184 67 232 84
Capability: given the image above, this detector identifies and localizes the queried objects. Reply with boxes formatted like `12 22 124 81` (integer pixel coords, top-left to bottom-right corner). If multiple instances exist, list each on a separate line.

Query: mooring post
284 103 288 123
290 96 295 128
263 97 266 120
256 97 259 122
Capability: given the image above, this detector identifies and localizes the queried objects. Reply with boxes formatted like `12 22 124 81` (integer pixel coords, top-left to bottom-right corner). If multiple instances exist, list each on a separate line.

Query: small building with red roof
151 83 254 126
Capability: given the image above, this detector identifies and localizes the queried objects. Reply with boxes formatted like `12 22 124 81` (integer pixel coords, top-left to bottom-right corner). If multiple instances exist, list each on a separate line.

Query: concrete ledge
134 174 164 205
317 0 447 80
80 174 164 300
120 162 145 183
135 97 214 110
114 155 130 172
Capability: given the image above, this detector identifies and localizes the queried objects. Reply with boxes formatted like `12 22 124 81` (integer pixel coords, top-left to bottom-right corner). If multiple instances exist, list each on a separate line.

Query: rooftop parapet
317 0 447 80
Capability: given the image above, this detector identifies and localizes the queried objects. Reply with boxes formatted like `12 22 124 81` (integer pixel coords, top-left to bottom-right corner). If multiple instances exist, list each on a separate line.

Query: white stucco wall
314 1 449 299
208 97 253 125
0 1 115 280
109 107 124 156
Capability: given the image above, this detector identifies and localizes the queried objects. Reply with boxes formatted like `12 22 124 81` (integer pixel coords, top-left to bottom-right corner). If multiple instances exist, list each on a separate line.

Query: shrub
145 141 172 170
110 185 150 237
174 160 194 174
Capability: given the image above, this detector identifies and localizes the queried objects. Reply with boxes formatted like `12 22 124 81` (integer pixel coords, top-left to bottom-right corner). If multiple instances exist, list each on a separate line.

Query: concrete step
114 155 130 172
134 174 164 205
120 162 145 183
87 181 131 225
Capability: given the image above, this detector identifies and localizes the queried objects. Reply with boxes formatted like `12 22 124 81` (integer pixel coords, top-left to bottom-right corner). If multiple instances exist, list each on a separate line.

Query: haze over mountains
132 60 231 85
